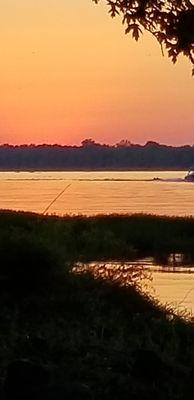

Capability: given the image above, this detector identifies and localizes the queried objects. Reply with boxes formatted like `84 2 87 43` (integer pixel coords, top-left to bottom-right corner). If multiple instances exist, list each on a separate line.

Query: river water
153 269 194 316
1 170 194 314
75 260 194 316
0 170 193 216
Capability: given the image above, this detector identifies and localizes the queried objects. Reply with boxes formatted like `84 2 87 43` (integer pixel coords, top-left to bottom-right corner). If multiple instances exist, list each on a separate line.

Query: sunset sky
1 0 194 146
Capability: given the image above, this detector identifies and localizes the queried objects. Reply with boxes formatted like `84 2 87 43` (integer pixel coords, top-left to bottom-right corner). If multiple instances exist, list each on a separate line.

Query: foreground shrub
0 234 60 293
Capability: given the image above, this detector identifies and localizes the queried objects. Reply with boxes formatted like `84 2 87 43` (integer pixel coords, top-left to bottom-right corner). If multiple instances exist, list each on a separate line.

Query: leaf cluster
94 0 194 74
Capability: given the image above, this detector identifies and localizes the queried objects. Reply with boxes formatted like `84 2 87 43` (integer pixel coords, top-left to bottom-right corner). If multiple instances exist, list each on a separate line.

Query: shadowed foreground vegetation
1 211 194 399
1 210 194 262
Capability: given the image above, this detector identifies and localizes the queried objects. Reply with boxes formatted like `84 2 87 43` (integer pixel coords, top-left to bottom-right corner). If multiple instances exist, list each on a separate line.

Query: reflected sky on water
1 171 194 216
75 259 194 316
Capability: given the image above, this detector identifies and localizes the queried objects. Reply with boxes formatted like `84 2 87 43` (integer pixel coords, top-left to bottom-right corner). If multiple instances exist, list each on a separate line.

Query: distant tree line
0 140 194 170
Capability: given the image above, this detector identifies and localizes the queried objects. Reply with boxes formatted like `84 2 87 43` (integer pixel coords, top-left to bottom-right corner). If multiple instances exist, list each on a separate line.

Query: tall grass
1 210 194 261
1 211 194 399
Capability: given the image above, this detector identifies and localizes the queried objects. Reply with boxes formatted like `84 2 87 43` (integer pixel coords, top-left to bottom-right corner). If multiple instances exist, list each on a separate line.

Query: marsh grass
72 262 153 296
1 210 194 262
1 211 194 399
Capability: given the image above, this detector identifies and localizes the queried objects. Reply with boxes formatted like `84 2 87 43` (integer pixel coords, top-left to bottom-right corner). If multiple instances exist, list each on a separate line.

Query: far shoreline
0 168 189 172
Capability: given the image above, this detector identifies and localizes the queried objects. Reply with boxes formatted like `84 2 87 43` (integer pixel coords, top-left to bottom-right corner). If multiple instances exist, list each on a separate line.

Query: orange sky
1 0 194 146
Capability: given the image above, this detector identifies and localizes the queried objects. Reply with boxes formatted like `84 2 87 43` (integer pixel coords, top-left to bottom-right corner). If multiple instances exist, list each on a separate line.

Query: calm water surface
142 259 194 316
1 170 194 314
81 260 194 316
0 170 193 216
153 269 194 316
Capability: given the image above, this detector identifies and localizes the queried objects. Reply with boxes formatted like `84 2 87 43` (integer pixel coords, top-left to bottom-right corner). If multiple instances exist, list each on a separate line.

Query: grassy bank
1 210 194 262
1 211 194 399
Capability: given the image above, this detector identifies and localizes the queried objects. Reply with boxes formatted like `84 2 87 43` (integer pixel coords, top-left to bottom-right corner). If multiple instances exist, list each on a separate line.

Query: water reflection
73 257 194 316
1 171 194 216
130 256 194 315
154 253 194 270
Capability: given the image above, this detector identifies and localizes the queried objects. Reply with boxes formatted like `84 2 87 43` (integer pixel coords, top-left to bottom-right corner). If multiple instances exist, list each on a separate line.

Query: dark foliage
1 211 194 262
0 234 62 295
94 0 194 74
4 360 50 400
1 212 194 399
1 142 194 170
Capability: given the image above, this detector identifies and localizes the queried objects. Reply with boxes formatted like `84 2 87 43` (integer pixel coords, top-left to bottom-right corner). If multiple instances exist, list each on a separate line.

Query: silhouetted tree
116 139 132 147
81 138 99 147
1 142 194 169
93 0 194 74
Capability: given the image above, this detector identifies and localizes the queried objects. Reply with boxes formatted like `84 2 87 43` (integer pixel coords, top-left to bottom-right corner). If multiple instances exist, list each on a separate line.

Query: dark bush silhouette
0 236 59 293
4 360 50 400
1 212 194 399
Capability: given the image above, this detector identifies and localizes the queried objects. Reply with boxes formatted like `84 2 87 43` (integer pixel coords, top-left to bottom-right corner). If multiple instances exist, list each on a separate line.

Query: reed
1 211 194 399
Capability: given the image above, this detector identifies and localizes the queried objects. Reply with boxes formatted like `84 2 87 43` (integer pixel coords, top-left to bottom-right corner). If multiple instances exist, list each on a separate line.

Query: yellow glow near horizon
0 0 194 145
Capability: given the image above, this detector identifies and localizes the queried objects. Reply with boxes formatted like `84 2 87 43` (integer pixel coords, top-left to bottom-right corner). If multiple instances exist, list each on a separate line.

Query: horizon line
0 140 194 148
